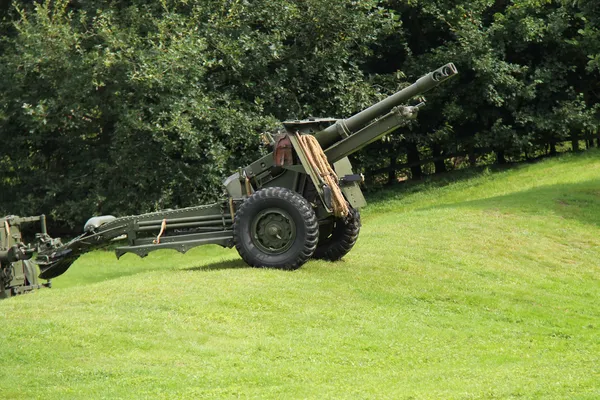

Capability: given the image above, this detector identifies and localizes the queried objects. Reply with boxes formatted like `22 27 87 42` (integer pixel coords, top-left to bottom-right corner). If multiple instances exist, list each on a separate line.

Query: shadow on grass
186 258 249 272
365 149 599 207
365 164 498 204
430 179 600 228
53 258 249 289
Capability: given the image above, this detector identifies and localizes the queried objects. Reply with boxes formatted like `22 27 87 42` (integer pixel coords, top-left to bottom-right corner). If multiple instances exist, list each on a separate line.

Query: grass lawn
1 150 599 399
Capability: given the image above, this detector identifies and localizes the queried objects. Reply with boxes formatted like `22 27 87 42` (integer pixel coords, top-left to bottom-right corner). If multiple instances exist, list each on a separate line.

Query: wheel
313 206 360 261
233 187 319 270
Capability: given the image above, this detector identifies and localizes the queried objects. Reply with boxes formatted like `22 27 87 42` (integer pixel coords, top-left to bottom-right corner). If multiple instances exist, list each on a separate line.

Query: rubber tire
313 207 361 261
233 187 319 270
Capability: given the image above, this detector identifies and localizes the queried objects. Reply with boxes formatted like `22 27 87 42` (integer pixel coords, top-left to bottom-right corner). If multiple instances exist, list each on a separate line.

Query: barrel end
432 63 458 82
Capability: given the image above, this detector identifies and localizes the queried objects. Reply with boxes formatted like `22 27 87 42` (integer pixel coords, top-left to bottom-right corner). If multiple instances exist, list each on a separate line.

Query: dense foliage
0 0 598 229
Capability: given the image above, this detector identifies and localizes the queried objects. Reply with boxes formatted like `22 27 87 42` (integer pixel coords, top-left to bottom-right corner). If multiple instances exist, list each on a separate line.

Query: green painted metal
333 157 366 209
315 63 458 149
251 208 296 255
324 106 420 164
37 202 232 280
34 63 457 280
0 215 59 298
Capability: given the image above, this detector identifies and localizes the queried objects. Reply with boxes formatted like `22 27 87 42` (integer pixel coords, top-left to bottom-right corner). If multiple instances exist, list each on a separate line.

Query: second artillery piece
36 63 458 280
1 215 61 298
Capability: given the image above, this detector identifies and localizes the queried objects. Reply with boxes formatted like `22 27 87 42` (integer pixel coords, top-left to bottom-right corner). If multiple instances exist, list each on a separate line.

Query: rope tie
297 134 349 218
153 219 167 244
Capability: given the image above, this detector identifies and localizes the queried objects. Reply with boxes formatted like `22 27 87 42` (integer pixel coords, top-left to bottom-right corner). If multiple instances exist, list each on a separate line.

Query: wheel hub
252 208 296 254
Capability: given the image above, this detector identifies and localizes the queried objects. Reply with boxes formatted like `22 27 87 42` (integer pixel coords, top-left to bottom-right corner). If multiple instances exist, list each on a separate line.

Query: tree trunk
496 150 507 165
431 143 446 174
387 146 397 185
549 141 557 156
571 135 580 152
406 142 422 180
468 147 477 166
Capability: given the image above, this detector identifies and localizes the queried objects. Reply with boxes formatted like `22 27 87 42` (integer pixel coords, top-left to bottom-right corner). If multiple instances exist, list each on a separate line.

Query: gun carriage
33 63 458 282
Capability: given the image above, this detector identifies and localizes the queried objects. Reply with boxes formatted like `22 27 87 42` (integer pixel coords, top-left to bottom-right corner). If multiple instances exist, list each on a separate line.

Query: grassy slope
1 151 599 399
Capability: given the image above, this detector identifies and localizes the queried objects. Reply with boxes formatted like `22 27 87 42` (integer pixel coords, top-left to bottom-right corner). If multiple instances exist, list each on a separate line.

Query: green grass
1 150 599 399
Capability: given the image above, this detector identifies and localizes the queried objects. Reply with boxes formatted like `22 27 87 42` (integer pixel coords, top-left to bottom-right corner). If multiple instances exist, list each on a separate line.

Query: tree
0 0 401 229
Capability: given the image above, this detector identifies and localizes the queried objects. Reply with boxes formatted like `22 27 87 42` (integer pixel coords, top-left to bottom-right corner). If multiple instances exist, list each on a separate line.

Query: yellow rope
297 134 349 218
153 219 167 244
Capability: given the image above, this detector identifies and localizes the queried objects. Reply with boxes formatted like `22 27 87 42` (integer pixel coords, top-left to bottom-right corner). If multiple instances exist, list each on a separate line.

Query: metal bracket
339 174 364 186
335 120 352 138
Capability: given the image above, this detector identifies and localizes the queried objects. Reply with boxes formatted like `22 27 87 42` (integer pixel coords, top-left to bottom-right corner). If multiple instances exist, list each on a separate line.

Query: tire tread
313 207 360 261
233 187 318 270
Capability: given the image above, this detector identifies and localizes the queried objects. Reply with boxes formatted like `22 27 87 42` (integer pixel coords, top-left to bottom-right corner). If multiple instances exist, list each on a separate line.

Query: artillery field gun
0 215 61 298
29 63 458 285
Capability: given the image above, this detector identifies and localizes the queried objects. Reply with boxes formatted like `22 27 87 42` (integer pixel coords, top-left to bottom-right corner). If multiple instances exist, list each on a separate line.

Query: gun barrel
0 245 29 263
316 63 458 149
